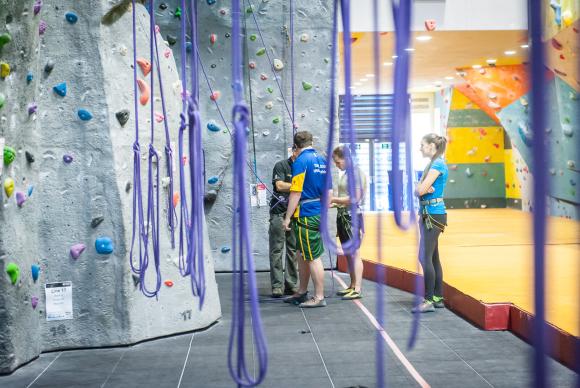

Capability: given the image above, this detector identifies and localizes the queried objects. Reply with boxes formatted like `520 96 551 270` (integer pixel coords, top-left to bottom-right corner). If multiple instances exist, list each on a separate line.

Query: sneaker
432 296 445 308
341 290 362 300
299 297 327 308
336 287 354 296
412 300 435 313
284 287 298 296
283 292 308 305
271 288 283 298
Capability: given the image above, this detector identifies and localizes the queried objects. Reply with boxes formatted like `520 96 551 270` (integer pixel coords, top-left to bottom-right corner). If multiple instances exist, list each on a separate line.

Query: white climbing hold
488 101 501 109
300 33 309 42
265 101 273 110
161 177 170 188
273 59 284 71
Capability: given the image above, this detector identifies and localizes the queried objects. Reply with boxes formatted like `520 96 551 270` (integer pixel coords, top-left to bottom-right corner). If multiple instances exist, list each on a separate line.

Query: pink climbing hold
182 156 188 165
551 38 563 50
39 20 47 35
70 243 86 260
478 128 487 136
164 49 171 58
137 79 150 105
136 58 151 76
210 91 220 101
33 0 43 15
248 61 256 69
155 112 165 123
155 25 161 33
424 19 436 31
16 191 26 207
210 33 217 45
31 296 39 309
260 74 268 80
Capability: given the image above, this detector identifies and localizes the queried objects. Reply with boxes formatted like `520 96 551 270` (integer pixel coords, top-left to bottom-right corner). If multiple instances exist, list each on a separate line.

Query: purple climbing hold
33 0 43 15
70 243 86 260
65 12 78 24
78 109 93 121
95 237 114 254
15 191 26 207
53 82 67 97
63 154 73 163
31 296 39 309
31 264 40 282
28 103 38 115
39 20 47 35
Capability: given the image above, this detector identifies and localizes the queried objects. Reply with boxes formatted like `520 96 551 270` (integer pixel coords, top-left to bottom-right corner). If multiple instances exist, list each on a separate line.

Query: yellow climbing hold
4 177 14 197
0 62 10 78
562 10 573 27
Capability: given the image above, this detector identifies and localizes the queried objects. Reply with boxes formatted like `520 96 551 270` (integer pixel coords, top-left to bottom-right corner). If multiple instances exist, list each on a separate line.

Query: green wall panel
445 163 506 199
447 109 498 128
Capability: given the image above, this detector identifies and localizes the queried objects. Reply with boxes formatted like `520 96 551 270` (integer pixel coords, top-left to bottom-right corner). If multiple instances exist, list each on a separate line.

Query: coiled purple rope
529 0 548 386
320 0 364 257
227 2 268 386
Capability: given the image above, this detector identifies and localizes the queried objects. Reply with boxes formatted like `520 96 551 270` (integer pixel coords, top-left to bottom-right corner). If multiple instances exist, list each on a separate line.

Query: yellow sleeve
290 172 305 192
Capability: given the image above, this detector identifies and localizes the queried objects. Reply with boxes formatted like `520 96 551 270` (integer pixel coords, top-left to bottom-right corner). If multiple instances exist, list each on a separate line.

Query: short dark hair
332 145 348 159
293 131 313 149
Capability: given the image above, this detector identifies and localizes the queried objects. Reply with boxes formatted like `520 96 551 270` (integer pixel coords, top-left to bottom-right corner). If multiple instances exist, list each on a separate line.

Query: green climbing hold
246 6 253 13
272 116 281 124
0 33 11 50
6 262 20 285
249 34 257 41
302 81 313 91
174 7 182 18
324 58 330 64
267 87 273 93
256 47 266 56
4 146 16 165
0 93 5 109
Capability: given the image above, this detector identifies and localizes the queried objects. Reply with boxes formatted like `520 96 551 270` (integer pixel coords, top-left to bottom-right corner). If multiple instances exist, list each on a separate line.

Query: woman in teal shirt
414 134 448 313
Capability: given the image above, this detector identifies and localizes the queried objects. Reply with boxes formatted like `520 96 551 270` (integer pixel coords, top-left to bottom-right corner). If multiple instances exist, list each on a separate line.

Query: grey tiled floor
1 272 577 388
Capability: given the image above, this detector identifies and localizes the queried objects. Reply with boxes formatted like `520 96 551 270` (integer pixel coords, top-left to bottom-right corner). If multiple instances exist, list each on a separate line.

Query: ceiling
339 30 529 94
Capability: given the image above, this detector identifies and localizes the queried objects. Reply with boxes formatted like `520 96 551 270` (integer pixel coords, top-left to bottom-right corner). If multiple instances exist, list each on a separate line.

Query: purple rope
320 0 363 257
529 1 548 385
289 0 296 131
227 1 268 386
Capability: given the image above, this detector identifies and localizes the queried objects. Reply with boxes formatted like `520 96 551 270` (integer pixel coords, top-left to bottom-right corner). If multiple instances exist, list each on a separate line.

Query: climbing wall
434 86 452 133
193 0 334 271
0 1 221 373
444 88 507 209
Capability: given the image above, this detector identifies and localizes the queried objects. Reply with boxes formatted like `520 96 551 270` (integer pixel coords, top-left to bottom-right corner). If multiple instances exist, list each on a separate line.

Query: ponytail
420 134 447 182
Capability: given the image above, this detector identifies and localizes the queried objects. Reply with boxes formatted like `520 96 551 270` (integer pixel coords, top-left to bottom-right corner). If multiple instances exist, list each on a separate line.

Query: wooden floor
358 209 580 337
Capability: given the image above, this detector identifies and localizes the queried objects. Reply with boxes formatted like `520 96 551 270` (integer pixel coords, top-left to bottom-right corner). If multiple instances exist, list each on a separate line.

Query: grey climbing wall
0 1 220 373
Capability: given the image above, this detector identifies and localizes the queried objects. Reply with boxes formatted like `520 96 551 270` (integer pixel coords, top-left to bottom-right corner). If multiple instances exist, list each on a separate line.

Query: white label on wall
250 183 267 207
45 281 73 321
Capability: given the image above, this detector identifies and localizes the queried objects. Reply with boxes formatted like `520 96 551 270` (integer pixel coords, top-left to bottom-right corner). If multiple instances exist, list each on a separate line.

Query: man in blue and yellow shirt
282 131 330 308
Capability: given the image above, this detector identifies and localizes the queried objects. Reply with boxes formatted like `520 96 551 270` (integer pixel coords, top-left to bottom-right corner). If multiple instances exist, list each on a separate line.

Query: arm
275 181 292 192
415 169 440 197
283 191 301 231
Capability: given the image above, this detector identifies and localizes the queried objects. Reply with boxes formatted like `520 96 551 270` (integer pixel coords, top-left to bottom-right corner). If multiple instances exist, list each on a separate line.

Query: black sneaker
283 292 308 305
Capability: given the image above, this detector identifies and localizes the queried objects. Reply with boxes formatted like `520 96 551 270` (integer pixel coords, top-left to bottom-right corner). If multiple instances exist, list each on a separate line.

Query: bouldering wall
0 1 220 374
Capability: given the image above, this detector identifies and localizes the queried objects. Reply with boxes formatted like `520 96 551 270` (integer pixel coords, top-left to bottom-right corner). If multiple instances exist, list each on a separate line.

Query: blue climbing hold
207 0 216 4
207 122 221 132
185 42 192 52
26 72 33 84
221 246 231 253
78 109 93 121
31 264 40 282
95 237 114 254
27 185 34 197
518 121 533 147
65 12 78 24
53 82 67 97
207 176 219 184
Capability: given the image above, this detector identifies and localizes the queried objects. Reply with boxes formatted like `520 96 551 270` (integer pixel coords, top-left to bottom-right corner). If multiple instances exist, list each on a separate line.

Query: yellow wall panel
445 127 505 164
449 88 480 110
504 149 522 199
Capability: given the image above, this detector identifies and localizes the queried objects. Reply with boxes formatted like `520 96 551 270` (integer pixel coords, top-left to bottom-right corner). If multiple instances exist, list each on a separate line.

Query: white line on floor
26 352 62 388
101 348 129 388
176 333 195 388
300 308 336 388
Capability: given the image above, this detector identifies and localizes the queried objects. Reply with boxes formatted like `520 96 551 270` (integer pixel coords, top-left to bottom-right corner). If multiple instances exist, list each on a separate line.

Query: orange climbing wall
454 65 530 122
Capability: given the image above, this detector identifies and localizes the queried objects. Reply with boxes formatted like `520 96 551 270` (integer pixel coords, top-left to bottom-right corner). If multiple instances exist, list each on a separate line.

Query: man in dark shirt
269 147 299 297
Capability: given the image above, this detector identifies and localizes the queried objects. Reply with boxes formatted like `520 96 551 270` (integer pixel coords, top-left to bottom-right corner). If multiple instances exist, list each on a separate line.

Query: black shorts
336 208 364 244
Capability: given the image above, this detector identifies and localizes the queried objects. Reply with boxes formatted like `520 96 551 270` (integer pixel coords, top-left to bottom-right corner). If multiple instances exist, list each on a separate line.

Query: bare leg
296 252 310 295
352 251 364 292
308 257 325 300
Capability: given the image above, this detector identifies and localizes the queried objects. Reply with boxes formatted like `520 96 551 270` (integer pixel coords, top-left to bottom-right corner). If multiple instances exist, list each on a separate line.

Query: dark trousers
268 213 298 291
419 214 447 300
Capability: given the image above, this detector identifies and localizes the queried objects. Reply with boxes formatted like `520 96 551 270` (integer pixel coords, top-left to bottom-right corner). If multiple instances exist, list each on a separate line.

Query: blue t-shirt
420 158 448 215
290 148 329 217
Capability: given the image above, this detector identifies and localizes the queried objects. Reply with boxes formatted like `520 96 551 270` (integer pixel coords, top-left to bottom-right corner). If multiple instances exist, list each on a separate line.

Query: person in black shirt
268 147 299 297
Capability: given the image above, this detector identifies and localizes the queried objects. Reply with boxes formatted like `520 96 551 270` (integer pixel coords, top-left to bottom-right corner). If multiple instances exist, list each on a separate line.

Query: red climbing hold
164 280 174 287
248 61 256 69
210 91 220 101
260 74 268 80
559 54 565 60
478 128 487 136
210 33 217 45
172 192 180 207
424 19 436 31
551 38 563 50
137 79 150 105
350 37 358 43
137 58 151 76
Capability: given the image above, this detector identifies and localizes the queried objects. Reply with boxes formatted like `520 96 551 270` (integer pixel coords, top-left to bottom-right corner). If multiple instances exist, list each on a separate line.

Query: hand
282 218 291 231
427 186 435 193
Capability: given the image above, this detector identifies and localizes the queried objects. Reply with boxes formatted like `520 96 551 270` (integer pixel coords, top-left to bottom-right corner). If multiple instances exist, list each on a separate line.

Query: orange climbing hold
137 79 150 105
164 280 174 287
172 192 180 207
136 58 151 76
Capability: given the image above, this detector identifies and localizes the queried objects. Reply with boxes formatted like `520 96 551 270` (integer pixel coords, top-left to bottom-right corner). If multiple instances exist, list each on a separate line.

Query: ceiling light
365 74 375 78
392 55 398 59
504 50 517 55
520 44 529 49
383 62 393 66
445 76 454 80
360 78 368 82
486 59 497 64
404 48 415 52
416 36 432 42
472 64 482 69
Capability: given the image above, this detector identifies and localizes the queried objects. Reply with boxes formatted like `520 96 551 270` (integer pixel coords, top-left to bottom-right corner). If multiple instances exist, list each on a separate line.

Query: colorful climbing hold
33 0 43 15
39 20 47 35
159 3 168 10
136 58 151 76
25 151 35 163
424 19 436 31
0 62 10 78
65 12 78 24
15 191 26 207
302 81 313 91
207 122 221 132
31 296 39 309
246 6 253 14
137 79 150 105
116 109 130 126
166 34 177 46
6 263 20 285
207 176 219 184
219 8 227 15
4 146 15 165
78 109 93 121
518 121 533 147
172 192 180 207
272 116 280 124
484 155 491 162
267 87 273 93
248 61 256 69
91 216 104 228
164 280 174 287
63 154 73 164
260 73 268 80
31 264 40 282
210 33 217 45
300 33 309 42
0 93 5 109
225 32 231 38
53 82 67 97
0 33 11 50
465 168 473 177
95 237 114 254
256 47 266 56
249 34 257 42
562 10 573 27
174 7 182 18
207 0 216 4
44 59 55 73
221 246 231 253
70 243 86 260
28 103 38 115
265 101 273 110
210 91 220 101
273 59 284 71
154 112 165 123
550 0 562 26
